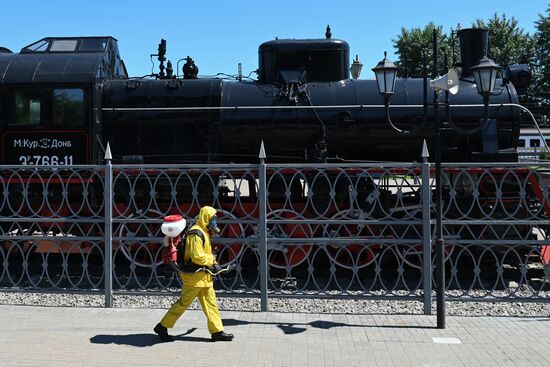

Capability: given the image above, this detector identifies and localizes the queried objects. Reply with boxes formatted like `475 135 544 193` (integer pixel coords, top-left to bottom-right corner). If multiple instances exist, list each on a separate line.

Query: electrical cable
304 89 330 137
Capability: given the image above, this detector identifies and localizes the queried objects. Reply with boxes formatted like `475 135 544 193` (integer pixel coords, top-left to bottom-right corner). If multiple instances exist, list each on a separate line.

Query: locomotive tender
0 28 529 165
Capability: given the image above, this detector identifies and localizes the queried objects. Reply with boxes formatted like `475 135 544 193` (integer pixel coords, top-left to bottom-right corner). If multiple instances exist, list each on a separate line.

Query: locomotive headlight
471 56 500 98
372 51 398 99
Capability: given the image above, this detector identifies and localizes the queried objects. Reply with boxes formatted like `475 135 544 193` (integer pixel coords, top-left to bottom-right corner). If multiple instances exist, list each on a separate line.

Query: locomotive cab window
25 39 49 52
0 87 85 127
53 89 84 126
49 40 78 52
79 38 108 52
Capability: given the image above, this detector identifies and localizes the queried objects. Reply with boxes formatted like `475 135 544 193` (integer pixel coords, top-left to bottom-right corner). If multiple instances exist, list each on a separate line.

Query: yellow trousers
160 286 224 334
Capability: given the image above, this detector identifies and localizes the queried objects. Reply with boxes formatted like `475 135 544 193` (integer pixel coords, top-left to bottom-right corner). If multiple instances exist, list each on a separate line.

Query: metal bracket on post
104 142 113 308
258 141 268 311
421 140 432 315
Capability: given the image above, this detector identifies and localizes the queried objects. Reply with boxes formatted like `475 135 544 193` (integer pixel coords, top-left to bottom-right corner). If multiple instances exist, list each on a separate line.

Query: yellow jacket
179 206 217 288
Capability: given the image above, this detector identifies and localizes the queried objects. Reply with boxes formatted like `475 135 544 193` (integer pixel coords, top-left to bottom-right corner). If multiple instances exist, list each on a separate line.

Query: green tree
392 14 536 80
473 13 536 67
392 23 451 78
531 6 550 111
517 6 550 124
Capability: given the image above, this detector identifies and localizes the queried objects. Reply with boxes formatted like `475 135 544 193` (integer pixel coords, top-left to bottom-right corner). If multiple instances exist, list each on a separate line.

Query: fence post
421 140 432 315
258 141 268 311
104 143 113 308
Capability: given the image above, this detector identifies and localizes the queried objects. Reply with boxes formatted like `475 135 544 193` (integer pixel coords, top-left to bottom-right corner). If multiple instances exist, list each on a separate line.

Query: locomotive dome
258 38 350 84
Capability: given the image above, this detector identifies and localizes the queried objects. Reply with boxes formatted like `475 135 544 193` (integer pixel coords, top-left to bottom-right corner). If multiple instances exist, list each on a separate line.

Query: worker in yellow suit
154 206 234 342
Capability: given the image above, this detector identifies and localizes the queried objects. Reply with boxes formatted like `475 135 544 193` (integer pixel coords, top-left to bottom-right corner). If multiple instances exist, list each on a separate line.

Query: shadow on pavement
222 318 434 335
90 327 209 346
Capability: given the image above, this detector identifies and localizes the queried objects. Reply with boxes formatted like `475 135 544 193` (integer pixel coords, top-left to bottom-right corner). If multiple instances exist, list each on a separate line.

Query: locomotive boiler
0 28 529 165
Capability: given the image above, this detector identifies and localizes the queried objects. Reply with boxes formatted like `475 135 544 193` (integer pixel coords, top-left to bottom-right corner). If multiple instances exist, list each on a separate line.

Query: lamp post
431 33 445 328
372 34 499 329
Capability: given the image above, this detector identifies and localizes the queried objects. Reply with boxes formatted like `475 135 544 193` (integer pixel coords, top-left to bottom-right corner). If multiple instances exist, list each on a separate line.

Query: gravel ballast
1 290 549 317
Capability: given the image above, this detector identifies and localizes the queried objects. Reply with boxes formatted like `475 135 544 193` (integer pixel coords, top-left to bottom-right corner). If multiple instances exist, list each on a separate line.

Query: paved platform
1 304 549 367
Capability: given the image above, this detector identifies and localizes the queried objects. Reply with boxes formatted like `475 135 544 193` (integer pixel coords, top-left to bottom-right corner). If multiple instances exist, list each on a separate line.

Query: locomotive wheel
323 209 380 269
267 209 312 268
210 209 244 266
117 207 164 268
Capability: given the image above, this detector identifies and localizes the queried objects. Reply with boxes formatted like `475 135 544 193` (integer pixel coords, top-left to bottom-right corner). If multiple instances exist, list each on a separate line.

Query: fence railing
1 159 550 312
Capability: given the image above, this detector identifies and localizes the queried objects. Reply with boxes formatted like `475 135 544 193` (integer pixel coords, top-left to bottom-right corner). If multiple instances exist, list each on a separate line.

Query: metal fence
1 158 550 311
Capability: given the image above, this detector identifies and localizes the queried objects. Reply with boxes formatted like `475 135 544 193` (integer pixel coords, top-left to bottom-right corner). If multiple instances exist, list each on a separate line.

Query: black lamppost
372 36 499 329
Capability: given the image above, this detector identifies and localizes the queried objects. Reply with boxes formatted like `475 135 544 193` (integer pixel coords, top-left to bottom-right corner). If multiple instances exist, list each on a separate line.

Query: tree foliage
531 6 550 108
392 14 536 79
473 14 535 67
519 6 550 123
392 23 451 78
392 10 549 124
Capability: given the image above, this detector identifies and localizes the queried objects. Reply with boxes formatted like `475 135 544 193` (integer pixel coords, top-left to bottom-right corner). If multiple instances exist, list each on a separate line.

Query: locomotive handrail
102 104 425 111
100 103 527 111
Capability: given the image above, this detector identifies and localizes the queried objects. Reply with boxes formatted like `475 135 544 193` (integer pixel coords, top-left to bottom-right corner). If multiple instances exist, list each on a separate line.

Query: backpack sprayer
160 214 236 275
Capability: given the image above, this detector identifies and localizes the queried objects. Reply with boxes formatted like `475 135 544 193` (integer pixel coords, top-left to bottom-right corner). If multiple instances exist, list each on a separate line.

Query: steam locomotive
0 27 531 165
1 27 545 269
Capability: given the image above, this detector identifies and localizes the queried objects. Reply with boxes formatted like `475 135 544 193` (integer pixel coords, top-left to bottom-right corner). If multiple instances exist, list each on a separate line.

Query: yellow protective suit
160 206 224 334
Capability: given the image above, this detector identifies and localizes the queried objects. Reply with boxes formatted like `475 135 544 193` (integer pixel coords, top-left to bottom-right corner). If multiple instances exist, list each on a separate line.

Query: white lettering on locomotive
12 138 72 149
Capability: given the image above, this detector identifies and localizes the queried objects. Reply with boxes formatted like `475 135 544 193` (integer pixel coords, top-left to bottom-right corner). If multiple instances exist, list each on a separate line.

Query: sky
0 1 547 79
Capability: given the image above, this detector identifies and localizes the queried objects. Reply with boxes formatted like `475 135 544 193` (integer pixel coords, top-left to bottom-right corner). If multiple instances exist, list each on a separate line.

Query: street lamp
372 52 405 134
350 55 364 80
471 56 500 118
372 51 398 104
372 34 499 329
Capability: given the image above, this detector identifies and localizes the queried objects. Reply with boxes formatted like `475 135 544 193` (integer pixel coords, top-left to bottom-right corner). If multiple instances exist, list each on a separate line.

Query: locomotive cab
0 36 127 165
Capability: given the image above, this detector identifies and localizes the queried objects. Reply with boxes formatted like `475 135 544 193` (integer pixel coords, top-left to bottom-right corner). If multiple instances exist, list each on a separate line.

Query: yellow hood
197 206 217 231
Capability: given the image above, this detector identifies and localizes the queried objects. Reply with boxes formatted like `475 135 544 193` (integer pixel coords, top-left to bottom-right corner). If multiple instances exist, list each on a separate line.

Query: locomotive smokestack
457 28 489 78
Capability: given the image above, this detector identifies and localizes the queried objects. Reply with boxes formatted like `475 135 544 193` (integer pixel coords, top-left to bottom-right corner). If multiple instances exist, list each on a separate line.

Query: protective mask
208 216 221 235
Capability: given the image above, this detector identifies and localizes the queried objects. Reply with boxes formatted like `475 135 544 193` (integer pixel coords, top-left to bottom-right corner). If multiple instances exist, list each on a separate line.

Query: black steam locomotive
2 28 547 270
0 28 531 165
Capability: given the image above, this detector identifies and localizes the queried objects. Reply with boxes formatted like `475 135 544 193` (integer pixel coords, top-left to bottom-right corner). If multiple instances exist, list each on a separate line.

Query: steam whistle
166 60 174 79
158 39 167 78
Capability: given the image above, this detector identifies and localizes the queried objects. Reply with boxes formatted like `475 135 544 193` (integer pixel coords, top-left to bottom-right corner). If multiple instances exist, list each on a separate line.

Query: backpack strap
186 229 205 246
181 229 206 268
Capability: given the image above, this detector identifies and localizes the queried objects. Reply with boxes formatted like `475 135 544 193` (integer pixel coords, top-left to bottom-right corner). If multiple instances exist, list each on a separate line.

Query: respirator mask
208 215 221 236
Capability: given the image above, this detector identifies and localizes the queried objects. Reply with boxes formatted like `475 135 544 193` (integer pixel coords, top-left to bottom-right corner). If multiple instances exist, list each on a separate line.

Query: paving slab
0 305 549 367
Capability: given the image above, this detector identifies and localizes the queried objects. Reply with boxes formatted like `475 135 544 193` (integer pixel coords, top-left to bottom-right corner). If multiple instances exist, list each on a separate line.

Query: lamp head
372 51 398 96
471 56 500 97
350 54 363 79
